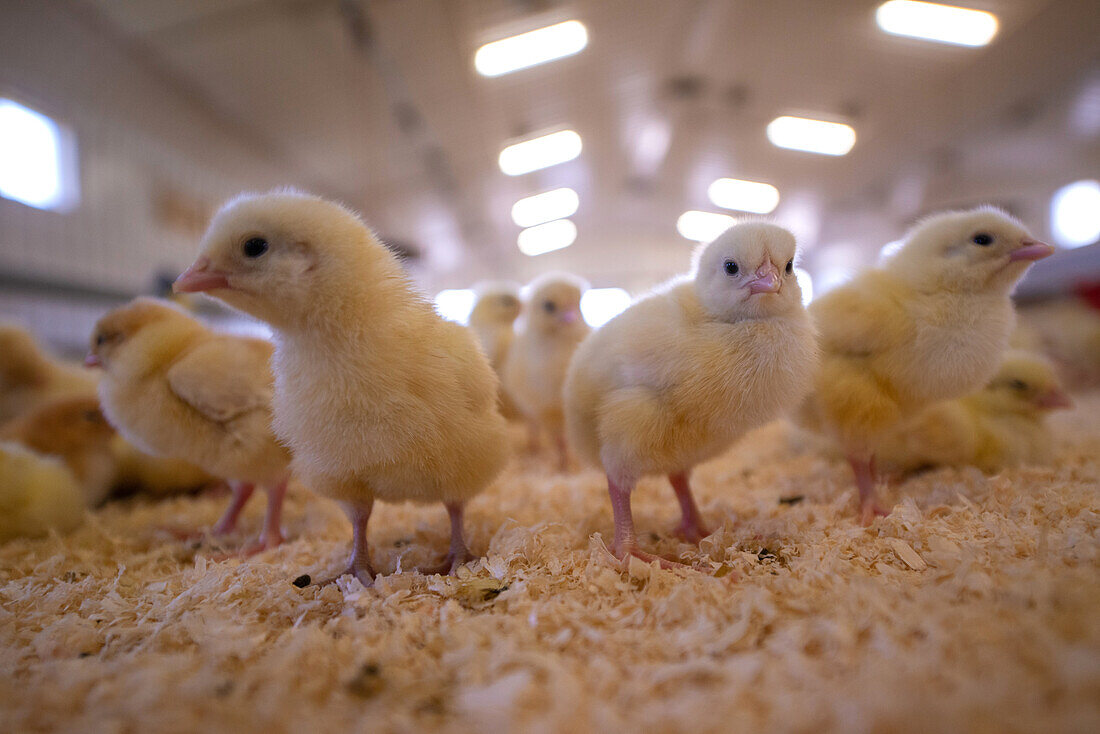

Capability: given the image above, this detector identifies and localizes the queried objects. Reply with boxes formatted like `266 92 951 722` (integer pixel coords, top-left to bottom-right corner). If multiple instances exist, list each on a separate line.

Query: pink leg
554 431 572 473
315 501 375 586
211 481 255 535
238 480 288 555
849 454 889 526
607 475 692 571
419 503 470 576
525 418 541 454
669 471 711 543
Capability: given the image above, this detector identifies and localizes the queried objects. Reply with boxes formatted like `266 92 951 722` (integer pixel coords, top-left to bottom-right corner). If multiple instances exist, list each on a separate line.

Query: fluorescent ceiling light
0 99 68 210
676 210 736 242
475 20 588 77
517 219 577 256
876 1 998 47
499 130 582 176
434 289 476 324
511 187 579 228
1051 179 1100 248
793 267 813 306
767 116 856 156
580 288 631 328
708 178 780 214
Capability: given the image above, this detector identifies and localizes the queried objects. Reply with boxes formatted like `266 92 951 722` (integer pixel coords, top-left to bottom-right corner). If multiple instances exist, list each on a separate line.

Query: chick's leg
849 455 889 526
419 503 470 576
607 476 691 571
211 481 255 535
315 501 375 587
239 479 288 555
669 471 711 543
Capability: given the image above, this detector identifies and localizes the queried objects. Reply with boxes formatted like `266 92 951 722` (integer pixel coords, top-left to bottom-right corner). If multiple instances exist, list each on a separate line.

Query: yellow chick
467 281 523 420
0 323 98 423
0 396 118 507
801 207 1054 524
564 222 817 568
877 351 1071 474
88 298 292 552
503 273 590 469
0 441 85 542
174 191 510 585
110 436 216 497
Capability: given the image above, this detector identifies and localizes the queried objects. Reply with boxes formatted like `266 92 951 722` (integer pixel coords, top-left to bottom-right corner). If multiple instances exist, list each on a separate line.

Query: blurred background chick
467 282 523 420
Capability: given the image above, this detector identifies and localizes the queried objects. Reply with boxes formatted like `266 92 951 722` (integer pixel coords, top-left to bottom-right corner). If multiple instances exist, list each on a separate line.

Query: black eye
543 300 556 313
1009 379 1027 391
242 237 269 258
95 334 105 346
724 261 739 275
786 260 794 274
972 233 994 246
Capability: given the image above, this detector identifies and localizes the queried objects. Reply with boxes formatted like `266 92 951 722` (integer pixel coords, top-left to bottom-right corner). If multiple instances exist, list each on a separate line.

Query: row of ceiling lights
476 2 1001 257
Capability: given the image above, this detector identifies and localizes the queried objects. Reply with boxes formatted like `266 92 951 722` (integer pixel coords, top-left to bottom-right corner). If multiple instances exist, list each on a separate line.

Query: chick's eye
242 237 269 258
95 334 105 346
972 233 994 246
785 260 794 274
724 260 739 275
543 300 556 313
1009 379 1027 391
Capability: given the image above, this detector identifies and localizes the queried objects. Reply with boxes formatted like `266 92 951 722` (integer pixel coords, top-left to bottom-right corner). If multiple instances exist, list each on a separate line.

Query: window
0 98 78 211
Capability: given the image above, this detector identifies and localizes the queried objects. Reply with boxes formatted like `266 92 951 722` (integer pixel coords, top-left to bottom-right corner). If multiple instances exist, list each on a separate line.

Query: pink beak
173 257 231 293
560 309 581 324
1009 239 1055 263
1035 387 1072 410
747 263 782 295
84 353 101 368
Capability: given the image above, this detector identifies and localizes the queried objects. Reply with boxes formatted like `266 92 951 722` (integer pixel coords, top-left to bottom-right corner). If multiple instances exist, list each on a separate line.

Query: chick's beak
559 309 581 324
84 353 101 368
747 262 782 295
173 257 231 293
1035 387 1073 410
1009 239 1056 263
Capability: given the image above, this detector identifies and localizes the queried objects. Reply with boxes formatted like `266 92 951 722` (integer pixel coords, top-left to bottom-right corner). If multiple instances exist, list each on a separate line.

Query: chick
110 436 216 497
0 441 85 542
503 274 590 469
801 207 1054 523
564 222 817 568
467 282 523 420
0 323 98 423
174 191 510 585
0 396 117 507
88 298 291 552
877 351 1071 474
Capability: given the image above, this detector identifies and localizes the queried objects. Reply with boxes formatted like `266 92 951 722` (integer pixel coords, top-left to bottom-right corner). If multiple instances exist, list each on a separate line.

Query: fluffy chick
88 298 291 551
0 323 98 423
800 207 1054 523
503 274 590 469
174 191 510 585
564 222 817 568
0 441 85 542
110 436 216 497
877 351 1071 474
0 396 117 507
467 282 523 420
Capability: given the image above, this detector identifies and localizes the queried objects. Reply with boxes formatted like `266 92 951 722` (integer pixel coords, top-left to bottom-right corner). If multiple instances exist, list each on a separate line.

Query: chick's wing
166 338 272 424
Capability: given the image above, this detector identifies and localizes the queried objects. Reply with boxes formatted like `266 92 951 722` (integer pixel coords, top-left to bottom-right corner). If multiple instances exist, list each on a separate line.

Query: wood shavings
887 538 928 571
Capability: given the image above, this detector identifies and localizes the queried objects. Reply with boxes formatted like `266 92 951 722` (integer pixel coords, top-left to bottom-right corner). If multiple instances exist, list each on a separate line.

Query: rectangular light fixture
0 99 75 211
475 20 588 77
766 116 856 156
517 218 577 256
676 210 736 242
876 1 998 47
511 187 579 228
707 178 780 214
499 130 582 176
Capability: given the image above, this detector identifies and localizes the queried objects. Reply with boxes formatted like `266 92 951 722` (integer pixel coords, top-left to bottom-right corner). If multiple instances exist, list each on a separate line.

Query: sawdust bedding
1 395 1098 734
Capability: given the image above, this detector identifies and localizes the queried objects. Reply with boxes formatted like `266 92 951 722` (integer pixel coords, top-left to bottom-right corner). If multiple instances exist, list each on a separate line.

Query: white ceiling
83 0 1100 292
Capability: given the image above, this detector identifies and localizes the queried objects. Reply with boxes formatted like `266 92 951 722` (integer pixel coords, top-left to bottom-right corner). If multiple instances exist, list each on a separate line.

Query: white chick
503 274 590 469
174 191 510 585
0 323 98 423
801 207 1054 523
467 281 523 420
88 298 291 552
564 222 817 568
0 441 85 542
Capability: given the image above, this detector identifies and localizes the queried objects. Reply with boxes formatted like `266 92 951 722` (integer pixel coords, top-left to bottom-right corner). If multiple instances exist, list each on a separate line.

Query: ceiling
82 0 1100 292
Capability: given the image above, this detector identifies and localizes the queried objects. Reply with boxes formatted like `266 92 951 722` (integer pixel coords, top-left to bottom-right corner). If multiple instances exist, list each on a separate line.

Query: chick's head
470 283 522 327
693 221 803 322
0 324 47 388
887 208 1054 293
980 350 1072 414
523 274 588 335
176 191 379 328
3 396 115 452
87 298 190 370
